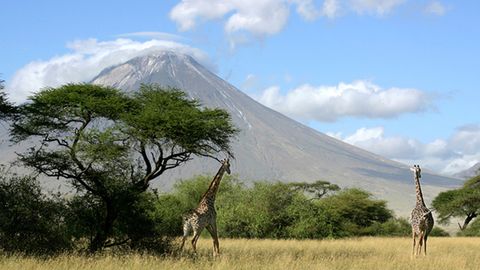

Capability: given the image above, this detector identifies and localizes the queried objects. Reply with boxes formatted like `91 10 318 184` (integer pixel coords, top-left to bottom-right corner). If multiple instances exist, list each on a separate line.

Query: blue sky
1 0 479 175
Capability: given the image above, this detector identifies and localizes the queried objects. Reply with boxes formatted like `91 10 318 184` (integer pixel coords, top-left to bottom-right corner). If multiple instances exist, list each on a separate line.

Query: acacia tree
288 180 340 199
11 83 237 252
432 175 480 230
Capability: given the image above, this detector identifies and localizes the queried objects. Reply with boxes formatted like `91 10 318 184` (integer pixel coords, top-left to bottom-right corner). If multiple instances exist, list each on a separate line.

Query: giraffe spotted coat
180 159 230 256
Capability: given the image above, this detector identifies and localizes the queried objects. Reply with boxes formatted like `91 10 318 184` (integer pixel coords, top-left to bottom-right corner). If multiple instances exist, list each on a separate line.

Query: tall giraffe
180 158 231 256
410 165 434 256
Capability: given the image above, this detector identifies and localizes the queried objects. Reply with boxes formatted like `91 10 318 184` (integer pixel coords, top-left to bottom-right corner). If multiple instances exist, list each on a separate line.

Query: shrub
0 172 72 255
430 226 450 237
318 189 393 237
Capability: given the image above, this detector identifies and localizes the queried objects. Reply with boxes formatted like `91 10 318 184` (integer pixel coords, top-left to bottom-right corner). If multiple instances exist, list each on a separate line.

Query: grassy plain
1 237 480 270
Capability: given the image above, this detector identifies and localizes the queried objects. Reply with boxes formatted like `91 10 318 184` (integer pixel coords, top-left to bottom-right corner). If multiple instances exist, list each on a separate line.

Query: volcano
88 51 460 214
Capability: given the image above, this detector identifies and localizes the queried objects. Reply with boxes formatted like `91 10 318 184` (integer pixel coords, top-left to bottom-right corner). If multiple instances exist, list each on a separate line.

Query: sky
1 0 479 176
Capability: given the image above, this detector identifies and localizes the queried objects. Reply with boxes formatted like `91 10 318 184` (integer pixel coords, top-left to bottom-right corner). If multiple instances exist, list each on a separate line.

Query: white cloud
170 0 291 37
449 125 480 155
6 38 211 104
170 1 233 31
116 32 186 41
292 0 322 21
169 0 415 42
331 125 480 175
442 157 480 176
424 1 447 16
256 80 433 122
322 0 341 18
349 0 406 16
225 1 290 35
342 127 421 159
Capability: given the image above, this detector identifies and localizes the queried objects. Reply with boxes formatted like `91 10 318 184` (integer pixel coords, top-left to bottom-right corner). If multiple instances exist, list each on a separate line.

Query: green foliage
0 170 72 255
432 175 480 230
10 83 237 252
361 218 411 237
152 194 185 237
458 218 480 236
288 180 340 199
430 226 450 237
172 175 217 211
64 193 102 242
318 189 393 237
285 196 335 238
114 191 174 253
0 77 16 119
125 85 238 157
11 83 131 142
167 176 399 239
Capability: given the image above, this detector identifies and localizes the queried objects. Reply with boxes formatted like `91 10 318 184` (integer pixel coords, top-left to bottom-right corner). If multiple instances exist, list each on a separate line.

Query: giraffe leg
191 229 202 255
417 231 424 256
423 235 428 256
412 231 416 257
180 236 187 252
180 220 191 252
206 223 220 257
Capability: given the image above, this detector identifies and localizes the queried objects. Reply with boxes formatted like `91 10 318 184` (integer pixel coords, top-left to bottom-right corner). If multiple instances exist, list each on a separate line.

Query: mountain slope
453 163 480 179
91 51 460 214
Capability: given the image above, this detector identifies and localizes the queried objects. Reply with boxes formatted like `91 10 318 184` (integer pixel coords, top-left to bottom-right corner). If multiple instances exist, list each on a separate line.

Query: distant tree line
165 175 451 239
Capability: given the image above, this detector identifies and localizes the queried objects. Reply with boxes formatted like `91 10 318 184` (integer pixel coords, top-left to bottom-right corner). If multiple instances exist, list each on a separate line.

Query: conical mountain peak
92 51 209 91
91 51 460 215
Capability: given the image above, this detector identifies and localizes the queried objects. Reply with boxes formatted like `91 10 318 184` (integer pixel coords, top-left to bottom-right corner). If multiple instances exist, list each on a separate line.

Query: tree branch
139 141 152 176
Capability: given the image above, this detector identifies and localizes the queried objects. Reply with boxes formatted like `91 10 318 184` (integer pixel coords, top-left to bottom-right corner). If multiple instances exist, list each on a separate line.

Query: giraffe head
410 164 421 179
222 158 231 174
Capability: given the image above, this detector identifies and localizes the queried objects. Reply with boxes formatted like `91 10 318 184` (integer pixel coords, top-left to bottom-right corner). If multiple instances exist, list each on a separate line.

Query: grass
1 237 480 270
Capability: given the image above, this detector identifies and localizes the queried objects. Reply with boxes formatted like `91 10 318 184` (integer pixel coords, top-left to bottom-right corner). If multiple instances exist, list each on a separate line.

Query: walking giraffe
410 164 434 256
180 158 231 256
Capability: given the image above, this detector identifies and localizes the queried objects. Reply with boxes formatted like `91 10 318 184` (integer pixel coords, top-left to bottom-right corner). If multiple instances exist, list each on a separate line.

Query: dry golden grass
1 237 480 270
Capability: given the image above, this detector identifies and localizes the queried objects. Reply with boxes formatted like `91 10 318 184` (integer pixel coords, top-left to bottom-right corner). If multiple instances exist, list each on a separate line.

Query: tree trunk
458 212 477 230
89 199 117 253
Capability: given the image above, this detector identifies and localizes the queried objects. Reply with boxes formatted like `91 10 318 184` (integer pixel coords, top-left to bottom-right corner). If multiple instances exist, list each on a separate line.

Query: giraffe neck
414 176 426 207
199 165 226 203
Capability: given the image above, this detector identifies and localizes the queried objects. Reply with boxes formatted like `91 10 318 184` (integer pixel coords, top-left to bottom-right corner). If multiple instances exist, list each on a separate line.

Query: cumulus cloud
449 125 480 156
341 127 454 160
331 125 480 175
424 1 447 16
6 38 211 104
349 0 406 15
170 0 291 37
169 0 419 41
256 80 433 122
292 0 322 21
322 0 341 18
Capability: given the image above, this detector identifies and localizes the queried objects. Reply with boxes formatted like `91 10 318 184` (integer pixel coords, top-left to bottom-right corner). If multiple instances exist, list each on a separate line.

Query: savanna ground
1 237 480 270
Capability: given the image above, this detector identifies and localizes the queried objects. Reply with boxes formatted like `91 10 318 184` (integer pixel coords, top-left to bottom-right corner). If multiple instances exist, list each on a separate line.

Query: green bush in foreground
0 171 72 255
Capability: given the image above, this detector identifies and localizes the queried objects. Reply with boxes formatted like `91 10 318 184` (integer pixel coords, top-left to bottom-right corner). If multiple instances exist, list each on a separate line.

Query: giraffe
410 164 434 256
180 158 231 257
